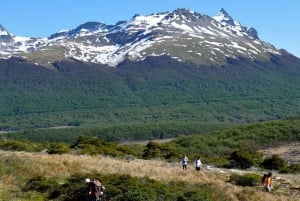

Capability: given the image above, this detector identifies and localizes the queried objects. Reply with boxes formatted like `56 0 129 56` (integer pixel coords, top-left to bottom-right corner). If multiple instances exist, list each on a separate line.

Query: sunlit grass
0 151 299 201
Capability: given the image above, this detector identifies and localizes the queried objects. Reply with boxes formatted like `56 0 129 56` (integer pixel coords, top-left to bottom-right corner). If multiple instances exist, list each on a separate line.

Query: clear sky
1 0 300 57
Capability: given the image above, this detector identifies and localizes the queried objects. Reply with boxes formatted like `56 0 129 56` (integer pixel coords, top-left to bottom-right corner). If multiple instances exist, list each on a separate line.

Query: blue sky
1 0 300 57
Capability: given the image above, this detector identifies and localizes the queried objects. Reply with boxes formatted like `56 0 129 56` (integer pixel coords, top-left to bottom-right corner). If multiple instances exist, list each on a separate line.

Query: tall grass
0 151 299 201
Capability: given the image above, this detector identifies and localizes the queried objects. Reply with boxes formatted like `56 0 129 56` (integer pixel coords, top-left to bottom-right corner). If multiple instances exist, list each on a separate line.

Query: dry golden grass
0 151 299 201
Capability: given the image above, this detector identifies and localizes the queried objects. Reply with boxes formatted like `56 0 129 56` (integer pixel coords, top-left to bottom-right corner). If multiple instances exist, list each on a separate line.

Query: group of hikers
181 155 203 171
83 157 273 200
182 155 274 192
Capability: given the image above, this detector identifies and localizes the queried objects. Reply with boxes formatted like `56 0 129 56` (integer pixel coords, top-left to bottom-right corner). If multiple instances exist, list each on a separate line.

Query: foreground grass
0 151 299 201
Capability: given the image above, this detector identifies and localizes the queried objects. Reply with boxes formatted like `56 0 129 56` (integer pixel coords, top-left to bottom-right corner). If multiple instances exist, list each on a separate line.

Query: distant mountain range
0 8 300 137
0 8 289 67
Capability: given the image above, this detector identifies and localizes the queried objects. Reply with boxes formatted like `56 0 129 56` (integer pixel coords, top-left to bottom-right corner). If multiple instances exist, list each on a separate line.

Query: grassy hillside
1 54 300 140
0 151 299 201
1 118 300 200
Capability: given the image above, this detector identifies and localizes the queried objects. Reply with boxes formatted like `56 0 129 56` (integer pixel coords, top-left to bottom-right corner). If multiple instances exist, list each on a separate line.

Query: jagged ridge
0 8 286 66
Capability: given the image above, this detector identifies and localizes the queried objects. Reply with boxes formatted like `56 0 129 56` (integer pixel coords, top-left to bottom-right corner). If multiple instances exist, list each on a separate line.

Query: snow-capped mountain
0 8 285 67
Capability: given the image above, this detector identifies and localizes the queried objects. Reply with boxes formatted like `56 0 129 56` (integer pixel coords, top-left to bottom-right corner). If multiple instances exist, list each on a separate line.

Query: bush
142 142 161 159
279 163 300 173
228 150 255 169
0 140 41 152
229 173 261 186
142 142 181 160
71 135 129 156
47 143 71 154
23 176 59 193
261 155 287 170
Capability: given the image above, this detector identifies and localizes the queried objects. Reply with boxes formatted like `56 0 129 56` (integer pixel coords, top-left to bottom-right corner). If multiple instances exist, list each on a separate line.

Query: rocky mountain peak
0 24 6 32
213 8 259 40
0 8 285 66
0 24 14 43
163 8 208 22
214 8 235 26
73 22 107 32
246 27 259 40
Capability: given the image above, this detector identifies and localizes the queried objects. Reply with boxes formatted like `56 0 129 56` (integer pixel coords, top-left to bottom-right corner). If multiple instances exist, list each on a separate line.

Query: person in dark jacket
85 178 105 201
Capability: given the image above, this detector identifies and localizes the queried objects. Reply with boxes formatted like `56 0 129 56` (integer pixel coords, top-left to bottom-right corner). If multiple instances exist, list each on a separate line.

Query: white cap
85 178 90 183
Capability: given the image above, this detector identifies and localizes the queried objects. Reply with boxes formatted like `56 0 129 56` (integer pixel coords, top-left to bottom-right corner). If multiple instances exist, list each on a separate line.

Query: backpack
261 174 267 184
90 179 103 199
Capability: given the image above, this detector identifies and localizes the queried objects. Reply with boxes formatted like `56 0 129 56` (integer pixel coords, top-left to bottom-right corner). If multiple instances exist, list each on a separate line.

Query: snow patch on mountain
0 9 283 66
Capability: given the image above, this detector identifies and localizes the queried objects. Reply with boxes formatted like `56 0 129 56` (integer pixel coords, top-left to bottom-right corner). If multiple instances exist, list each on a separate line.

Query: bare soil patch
260 142 300 163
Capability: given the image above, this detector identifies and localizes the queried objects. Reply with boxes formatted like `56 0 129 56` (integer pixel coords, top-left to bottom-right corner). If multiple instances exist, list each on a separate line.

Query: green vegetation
1 118 300 200
2 118 300 173
1 54 300 140
261 155 287 170
142 141 180 160
3 121 232 143
228 150 260 169
1 53 300 200
166 119 300 165
280 163 300 174
71 135 137 156
0 139 43 152
22 173 232 201
47 143 71 154
229 173 261 187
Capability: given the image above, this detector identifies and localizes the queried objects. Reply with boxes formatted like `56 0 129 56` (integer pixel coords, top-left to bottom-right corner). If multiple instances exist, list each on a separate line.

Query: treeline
2 118 300 173
0 136 138 157
169 118 300 158
3 121 233 143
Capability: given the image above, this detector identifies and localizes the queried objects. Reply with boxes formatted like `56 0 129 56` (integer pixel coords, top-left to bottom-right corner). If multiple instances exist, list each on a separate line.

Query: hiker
194 157 202 171
85 178 105 201
182 155 188 170
263 172 272 192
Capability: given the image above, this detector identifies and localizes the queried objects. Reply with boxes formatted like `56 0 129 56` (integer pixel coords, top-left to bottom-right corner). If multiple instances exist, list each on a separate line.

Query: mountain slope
0 8 300 135
0 53 300 132
0 8 284 67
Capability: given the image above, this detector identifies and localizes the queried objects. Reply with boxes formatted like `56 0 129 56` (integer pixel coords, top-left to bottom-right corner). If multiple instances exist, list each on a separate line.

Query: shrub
23 176 59 193
279 163 300 173
0 140 41 152
71 135 129 156
142 141 181 160
228 150 255 169
229 173 261 186
142 142 161 159
47 143 71 154
261 155 287 170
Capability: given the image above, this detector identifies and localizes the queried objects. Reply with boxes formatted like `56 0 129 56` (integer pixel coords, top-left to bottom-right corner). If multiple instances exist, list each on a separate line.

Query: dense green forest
1 55 300 138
